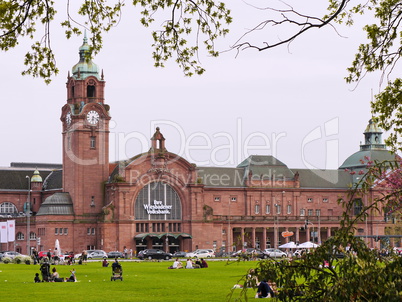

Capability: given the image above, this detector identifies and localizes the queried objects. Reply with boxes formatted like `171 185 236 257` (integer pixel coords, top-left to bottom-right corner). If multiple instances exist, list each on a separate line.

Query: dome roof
339 119 395 170
30 169 42 182
71 33 100 80
339 150 395 170
36 193 74 216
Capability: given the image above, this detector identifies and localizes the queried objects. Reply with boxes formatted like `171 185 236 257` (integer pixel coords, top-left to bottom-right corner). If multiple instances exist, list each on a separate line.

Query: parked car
172 251 187 258
88 250 108 259
233 248 265 259
38 250 54 260
107 251 124 259
263 248 287 258
186 249 215 258
215 248 229 257
0 251 26 260
137 249 172 260
74 250 96 260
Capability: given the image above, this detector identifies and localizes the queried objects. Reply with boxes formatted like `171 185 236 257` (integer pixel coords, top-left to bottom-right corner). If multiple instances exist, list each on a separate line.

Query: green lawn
0 260 259 301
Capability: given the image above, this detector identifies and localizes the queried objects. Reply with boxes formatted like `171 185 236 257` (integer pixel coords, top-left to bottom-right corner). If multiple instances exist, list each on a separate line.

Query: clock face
87 110 100 125
66 112 72 125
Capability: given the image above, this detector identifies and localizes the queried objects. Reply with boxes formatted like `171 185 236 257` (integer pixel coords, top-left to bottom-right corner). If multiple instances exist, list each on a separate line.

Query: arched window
87 84 96 97
0 202 18 214
29 232 37 240
135 182 181 220
255 204 260 214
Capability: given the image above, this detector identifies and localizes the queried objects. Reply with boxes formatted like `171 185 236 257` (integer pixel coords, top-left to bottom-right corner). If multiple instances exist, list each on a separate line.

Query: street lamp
228 198 231 253
25 176 31 255
274 204 279 248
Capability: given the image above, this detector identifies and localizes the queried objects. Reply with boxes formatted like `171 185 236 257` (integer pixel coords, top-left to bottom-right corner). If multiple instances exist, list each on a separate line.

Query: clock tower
61 34 111 216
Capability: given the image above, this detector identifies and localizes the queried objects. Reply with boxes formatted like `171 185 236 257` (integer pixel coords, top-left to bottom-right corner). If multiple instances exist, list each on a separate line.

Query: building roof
339 150 396 170
197 154 354 189
237 155 295 179
43 170 63 190
10 162 62 169
0 169 52 190
197 167 245 187
36 193 74 216
294 169 353 189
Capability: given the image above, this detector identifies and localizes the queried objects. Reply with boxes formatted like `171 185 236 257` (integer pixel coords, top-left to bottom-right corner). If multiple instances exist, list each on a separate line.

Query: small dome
31 169 43 182
71 33 100 80
364 119 382 134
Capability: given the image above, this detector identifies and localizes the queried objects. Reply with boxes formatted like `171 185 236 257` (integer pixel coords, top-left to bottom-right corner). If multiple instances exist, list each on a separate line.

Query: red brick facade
0 38 393 256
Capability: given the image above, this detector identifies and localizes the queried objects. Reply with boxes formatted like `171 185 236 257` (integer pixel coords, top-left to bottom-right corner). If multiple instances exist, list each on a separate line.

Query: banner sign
7 220 15 242
0 222 7 243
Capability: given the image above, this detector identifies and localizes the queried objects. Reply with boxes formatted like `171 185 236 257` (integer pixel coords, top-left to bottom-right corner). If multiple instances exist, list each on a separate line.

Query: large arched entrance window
134 182 181 220
134 182 188 253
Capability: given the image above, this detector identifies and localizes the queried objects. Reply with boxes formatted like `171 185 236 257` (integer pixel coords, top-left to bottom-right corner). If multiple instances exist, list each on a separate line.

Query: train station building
0 37 396 255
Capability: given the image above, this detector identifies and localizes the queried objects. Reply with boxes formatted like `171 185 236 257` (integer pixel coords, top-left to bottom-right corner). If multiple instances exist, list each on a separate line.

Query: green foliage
0 0 231 83
2 257 11 264
372 78 402 152
12 255 33 264
133 0 231 76
330 1 402 153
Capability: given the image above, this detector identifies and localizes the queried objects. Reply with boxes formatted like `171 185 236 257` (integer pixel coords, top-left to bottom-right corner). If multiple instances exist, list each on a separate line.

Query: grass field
0 259 260 301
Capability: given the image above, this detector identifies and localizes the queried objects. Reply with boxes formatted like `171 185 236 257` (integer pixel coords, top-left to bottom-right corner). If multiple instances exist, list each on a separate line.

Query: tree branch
231 0 348 52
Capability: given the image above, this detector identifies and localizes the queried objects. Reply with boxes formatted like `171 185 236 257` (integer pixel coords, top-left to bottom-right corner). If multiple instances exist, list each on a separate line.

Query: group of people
36 258 77 282
123 246 133 259
31 248 75 265
169 258 208 269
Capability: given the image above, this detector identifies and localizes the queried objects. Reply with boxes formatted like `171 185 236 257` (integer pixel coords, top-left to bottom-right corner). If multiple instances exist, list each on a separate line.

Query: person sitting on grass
34 273 41 283
172 258 183 269
103 258 109 267
66 269 76 282
256 279 275 298
200 258 208 268
185 258 193 269
194 258 202 268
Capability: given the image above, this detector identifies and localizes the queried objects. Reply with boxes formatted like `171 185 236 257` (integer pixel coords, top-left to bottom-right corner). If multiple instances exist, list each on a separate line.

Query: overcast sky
0 1 384 170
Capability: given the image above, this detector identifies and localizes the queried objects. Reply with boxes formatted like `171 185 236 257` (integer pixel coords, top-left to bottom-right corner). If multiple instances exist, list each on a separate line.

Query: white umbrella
298 241 320 249
278 241 298 249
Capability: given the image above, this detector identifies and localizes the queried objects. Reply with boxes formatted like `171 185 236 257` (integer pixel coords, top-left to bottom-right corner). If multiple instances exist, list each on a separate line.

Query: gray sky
0 1 383 170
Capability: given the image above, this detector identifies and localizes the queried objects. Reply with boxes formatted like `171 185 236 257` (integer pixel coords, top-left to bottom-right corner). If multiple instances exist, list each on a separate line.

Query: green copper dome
339 119 395 170
31 169 43 182
71 32 100 80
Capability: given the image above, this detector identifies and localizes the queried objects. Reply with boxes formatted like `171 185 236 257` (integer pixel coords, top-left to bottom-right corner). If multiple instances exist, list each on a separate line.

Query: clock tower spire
61 35 110 216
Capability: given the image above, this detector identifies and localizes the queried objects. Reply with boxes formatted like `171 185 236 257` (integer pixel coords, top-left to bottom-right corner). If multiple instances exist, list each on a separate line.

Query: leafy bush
13 255 32 264
2 257 11 264
13 256 24 264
